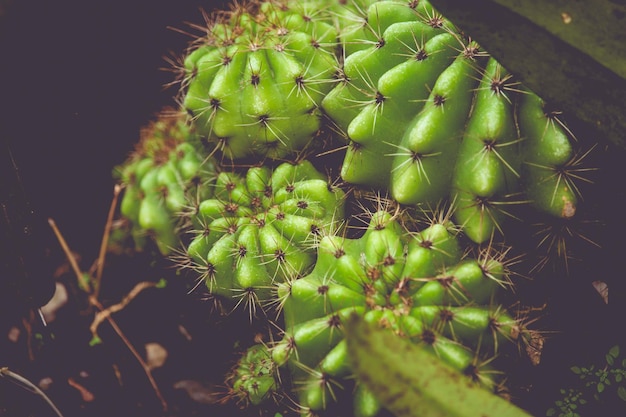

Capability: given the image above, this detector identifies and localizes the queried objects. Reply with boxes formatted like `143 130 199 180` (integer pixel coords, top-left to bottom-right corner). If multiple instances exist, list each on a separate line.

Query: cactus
184 159 345 317
426 0 626 150
225 343 280 408
107 0 618 415
271 207 529 416
320 0 593 246
114 111 217 255
322 0 464 189
178 0 343 161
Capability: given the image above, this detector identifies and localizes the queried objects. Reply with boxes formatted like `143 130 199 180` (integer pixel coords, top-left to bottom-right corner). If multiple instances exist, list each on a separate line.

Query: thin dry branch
47 186 169 412
89 281 158 337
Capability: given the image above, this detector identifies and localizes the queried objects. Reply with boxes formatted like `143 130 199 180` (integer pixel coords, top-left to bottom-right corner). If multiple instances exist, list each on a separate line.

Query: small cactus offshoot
226 343 280 408
115 111 217 255
184 159 345 317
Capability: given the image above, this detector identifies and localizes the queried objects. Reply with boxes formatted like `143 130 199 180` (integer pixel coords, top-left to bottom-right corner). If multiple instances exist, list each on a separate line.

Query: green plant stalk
427 0 626 149
343 313 533 417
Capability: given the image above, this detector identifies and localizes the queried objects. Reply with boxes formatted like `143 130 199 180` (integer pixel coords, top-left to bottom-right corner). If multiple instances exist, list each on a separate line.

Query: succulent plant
109 0 615 415
271 207 529 416
226 342 280 408
115 110 217 255
184 159 346 316
345 313 533 417
320 0 593 245
178 0 343 161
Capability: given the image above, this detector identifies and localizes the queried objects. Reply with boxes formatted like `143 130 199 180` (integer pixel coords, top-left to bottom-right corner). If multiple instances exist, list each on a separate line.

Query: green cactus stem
226 343 280 408
344 313 533 417
115 111 216 255
272 207 530 416
184 160 345 317
321 0 594 246
179 0 341 160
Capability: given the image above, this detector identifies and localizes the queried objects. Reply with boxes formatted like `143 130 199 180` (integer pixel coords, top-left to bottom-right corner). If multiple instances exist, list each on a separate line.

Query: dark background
0 0 227 260
0 3 250 416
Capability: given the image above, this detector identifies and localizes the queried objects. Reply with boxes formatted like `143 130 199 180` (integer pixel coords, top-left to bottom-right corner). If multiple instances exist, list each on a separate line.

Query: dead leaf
592 280 609 304
173 380 221 404
146 342 168 370
8 326 20 343
526 330 545 366
40 282 68 323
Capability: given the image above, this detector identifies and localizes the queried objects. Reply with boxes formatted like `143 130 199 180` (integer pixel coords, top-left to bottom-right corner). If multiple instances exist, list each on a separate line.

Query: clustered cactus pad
115 111 217 255
271 209 527 416
185 160 345 314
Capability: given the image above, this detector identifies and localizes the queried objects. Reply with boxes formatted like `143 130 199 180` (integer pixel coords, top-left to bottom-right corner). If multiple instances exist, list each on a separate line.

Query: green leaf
571 366 582 374
609 345 620 359
155 278 168 289
89 335 102 347
546 408 556 416
597 382 605 393
343 313 533 417
618 386 626 401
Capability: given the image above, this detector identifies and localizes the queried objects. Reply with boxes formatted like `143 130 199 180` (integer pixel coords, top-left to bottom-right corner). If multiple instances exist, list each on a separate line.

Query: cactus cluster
271 208 527 416
114 110 217 255
320 0 592 245
179 0 342 160
108 0 604 415
184 159 345 314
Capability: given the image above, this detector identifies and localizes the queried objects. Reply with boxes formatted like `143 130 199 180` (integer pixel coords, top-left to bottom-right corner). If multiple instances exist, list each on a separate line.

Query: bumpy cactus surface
179 0 343 160
115 111 217 255
108 0 606 415
321 0 592 244
226 343 279 408
271 208 527 416
185 159 345 315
